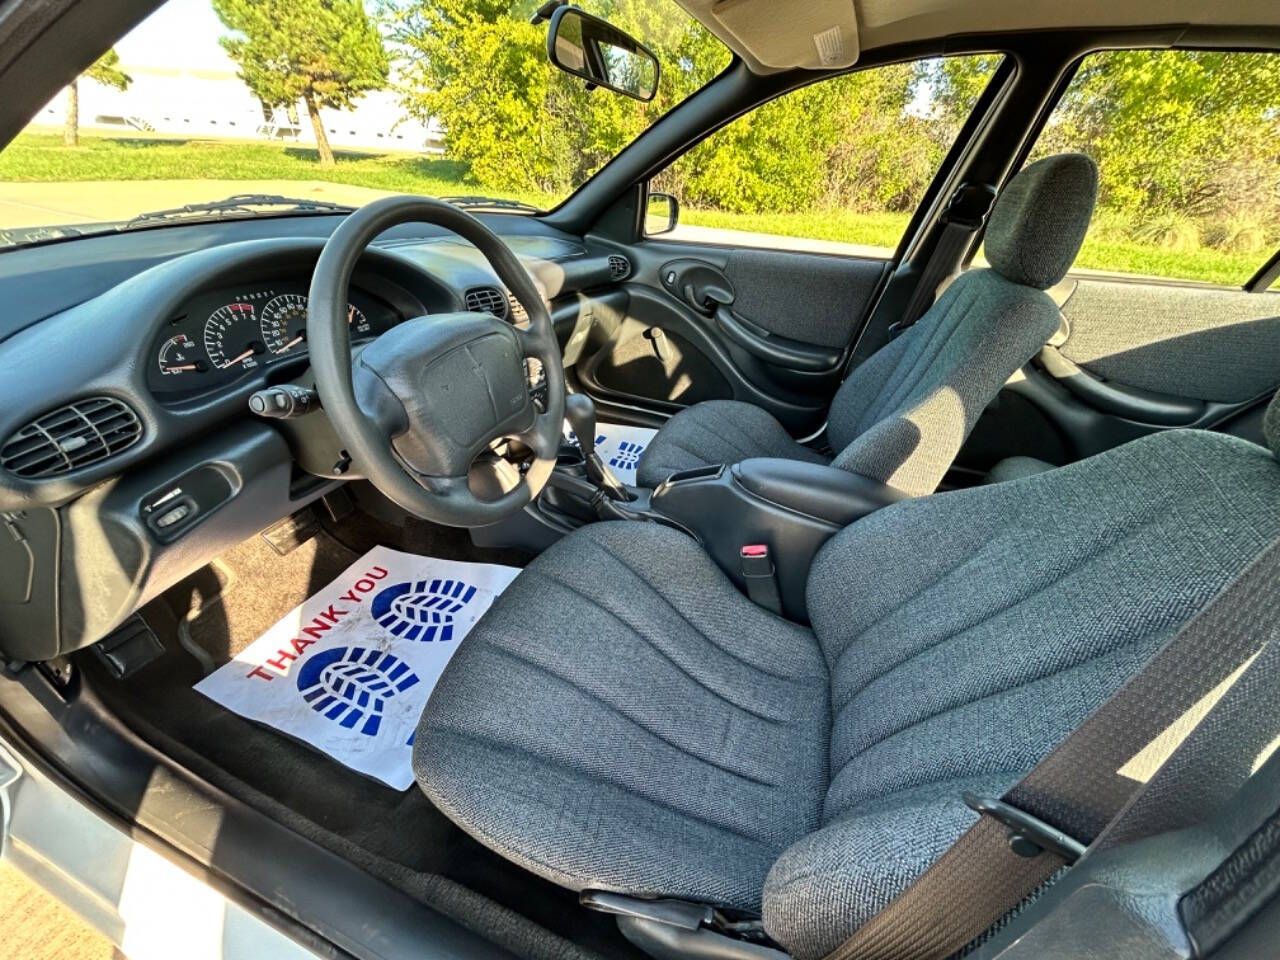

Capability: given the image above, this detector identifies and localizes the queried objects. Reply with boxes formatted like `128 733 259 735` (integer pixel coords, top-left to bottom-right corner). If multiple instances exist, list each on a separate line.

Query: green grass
0 131 559 209
680 208 911 253
1071 237 1259 287
0 132 1264 286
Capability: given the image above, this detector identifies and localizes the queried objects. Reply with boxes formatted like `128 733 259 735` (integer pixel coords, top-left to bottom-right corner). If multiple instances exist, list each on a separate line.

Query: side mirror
546 6 660 102
645 192 679 236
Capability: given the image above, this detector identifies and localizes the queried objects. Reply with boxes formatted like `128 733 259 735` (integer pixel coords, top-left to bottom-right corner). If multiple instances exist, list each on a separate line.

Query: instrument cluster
147 279 401 398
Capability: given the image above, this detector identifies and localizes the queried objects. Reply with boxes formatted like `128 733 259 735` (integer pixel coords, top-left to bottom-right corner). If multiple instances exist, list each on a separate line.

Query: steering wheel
307 196 566 527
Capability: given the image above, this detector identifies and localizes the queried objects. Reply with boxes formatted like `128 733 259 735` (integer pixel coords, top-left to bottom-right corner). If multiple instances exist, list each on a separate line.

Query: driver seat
634 153 1099 496
415 396 1280 957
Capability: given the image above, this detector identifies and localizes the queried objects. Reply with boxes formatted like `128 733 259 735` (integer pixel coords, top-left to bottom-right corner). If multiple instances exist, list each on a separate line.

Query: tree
386 0 727 195
64 49 131 147
212 0 389 167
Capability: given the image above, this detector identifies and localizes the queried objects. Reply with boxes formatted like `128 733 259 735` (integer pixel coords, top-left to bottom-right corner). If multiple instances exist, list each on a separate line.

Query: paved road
0 179 398 229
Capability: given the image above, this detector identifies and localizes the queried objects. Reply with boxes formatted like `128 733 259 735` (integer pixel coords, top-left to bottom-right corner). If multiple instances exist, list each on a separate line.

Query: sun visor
676 0 860 73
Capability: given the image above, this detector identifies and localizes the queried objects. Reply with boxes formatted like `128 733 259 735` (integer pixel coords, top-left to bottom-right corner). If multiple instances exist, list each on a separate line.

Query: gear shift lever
565 394 632 501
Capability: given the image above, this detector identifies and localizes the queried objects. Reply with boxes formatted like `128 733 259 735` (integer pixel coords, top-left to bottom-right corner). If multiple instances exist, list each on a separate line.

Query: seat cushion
635 399 828 488
987 455 1055 483
762 428 1280 957
414 522 830 911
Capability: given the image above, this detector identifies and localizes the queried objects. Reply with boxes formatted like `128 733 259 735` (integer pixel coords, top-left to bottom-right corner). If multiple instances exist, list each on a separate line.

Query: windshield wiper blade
125 193 355 227
439 194 540 214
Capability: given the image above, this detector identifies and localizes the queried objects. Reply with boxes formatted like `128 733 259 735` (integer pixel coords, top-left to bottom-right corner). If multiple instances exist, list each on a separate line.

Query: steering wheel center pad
354 312 534 479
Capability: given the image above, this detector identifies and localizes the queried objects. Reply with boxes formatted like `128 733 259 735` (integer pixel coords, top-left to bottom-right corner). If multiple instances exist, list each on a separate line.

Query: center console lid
730 457 909 526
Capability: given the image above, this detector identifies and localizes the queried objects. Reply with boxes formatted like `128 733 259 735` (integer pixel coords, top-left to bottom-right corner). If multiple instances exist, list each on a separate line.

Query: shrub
1201 216 1269 254
1129 212 1201 252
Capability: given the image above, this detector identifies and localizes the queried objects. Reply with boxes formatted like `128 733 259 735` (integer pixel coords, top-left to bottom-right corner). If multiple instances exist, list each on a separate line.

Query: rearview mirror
546 6 660 102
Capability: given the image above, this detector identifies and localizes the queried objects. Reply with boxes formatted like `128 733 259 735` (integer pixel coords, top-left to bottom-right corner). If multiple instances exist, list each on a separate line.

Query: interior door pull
713 305 842 372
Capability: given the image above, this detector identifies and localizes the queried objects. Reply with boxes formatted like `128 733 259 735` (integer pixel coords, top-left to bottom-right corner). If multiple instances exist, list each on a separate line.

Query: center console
470 396 908 623
644 458 907 621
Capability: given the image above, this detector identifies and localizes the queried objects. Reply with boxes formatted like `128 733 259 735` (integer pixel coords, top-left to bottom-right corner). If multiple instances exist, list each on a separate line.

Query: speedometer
260 294 371 355
260 294 309 355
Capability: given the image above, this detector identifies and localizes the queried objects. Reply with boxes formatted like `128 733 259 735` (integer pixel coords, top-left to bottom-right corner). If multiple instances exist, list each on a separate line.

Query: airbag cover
353 311 532 478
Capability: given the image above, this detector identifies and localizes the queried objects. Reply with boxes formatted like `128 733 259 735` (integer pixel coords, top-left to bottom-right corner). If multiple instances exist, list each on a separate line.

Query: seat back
825 153 1099 496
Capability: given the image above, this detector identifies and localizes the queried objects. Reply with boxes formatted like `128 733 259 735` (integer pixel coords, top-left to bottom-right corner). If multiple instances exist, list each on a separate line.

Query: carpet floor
75 493 641 960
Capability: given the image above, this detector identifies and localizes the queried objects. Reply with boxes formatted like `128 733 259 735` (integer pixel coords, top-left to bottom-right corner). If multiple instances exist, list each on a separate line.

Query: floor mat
565 421 657 485
195 546 519 788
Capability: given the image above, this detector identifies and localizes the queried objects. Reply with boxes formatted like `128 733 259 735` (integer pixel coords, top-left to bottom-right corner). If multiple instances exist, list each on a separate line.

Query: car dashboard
146 278 405 400
0 212 632 663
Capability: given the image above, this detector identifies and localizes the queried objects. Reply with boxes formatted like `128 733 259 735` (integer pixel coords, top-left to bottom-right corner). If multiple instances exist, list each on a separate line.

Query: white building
35 63 442 154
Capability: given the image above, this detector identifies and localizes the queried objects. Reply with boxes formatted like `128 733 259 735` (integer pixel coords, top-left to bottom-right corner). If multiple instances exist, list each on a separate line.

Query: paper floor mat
195 546 520 789
565 421 658 484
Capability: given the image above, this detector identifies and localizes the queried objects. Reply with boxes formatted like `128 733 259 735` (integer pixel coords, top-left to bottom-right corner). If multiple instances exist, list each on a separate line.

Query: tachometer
203 302 265 370
260 293 309 355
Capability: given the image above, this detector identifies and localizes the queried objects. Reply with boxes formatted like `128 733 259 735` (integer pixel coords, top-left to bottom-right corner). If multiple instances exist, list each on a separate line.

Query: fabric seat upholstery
635 153 1099 494
633 398 829 485
416 408 1280 958
415 521 830 908
987 454 1055 483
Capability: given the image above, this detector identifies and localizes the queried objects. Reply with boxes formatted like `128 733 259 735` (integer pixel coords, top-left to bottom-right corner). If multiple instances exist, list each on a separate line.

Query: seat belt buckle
741 545 783 615
962 792 1086 865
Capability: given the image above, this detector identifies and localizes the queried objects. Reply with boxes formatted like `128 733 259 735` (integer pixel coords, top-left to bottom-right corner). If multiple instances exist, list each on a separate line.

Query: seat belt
889 182 997 339
824 535 1280 960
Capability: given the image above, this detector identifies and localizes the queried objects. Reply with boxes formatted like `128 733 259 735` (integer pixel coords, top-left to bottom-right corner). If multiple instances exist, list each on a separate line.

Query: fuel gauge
158 333 207 376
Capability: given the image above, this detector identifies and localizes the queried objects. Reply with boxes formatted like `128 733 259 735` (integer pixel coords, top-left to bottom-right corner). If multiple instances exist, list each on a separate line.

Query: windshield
0 0 729 247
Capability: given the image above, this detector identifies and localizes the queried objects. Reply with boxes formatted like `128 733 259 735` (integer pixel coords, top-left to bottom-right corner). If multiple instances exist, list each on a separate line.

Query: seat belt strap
891 183 996 338
824 535 1280 960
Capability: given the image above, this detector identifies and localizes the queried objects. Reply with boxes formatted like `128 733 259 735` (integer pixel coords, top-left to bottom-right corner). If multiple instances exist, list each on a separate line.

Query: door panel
720 248 886 349
956 276 1280 480
577 237 889 435
1057 279 1280 403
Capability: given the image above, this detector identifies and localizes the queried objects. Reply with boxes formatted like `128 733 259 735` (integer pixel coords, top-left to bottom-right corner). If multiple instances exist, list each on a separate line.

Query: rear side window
1028 50 1280 286
647 55 1003 257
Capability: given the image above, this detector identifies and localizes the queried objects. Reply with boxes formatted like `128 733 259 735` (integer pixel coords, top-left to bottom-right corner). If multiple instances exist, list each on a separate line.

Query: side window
647 55 1002 258
1027 50 1280 286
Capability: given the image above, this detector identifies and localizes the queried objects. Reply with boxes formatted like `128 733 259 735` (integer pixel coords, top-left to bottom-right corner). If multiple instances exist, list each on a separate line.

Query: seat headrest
986 153 1099 290
1266 389 1280 459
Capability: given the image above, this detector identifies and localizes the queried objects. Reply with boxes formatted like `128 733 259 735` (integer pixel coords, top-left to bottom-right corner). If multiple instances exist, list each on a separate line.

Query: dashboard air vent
505 291 528 324
608 254 631 280
464 286 508 320
1 397 142 479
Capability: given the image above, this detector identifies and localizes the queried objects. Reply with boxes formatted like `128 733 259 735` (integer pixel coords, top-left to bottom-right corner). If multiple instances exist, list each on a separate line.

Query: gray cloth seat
415 404 1280 958
987 454 1056 483
636 153 1100 495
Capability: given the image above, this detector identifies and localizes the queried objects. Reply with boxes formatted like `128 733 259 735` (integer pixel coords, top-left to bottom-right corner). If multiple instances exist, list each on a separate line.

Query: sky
114 0 236 71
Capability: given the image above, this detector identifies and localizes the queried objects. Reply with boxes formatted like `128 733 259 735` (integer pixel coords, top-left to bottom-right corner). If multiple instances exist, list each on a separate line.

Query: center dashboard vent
1 397 142 479
463 286 509 321
608 254 631 281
